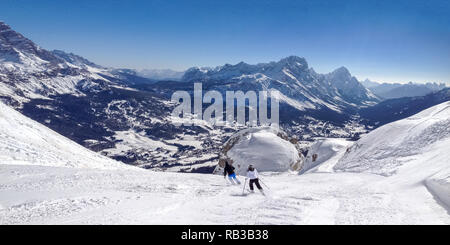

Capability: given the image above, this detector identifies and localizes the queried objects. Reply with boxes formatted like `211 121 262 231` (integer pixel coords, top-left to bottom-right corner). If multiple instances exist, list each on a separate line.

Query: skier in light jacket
246 164 263 194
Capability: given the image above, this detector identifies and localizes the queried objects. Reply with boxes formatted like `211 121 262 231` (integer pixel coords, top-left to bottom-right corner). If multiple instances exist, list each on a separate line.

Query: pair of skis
242 178 269 196
225 177 241 185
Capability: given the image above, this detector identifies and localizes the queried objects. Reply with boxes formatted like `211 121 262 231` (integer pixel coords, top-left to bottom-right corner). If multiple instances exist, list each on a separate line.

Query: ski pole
242 178 247 195
258 177 270 190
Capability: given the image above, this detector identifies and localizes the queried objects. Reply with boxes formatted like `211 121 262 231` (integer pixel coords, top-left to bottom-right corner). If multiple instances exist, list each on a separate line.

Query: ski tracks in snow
1 166 449 224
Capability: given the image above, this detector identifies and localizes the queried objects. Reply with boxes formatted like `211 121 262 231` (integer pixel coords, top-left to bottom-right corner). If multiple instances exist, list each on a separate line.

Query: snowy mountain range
182 56 379 111
1 21 449 172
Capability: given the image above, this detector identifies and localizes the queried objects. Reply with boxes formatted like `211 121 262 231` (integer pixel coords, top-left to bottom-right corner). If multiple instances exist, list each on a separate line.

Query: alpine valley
1 21 449 173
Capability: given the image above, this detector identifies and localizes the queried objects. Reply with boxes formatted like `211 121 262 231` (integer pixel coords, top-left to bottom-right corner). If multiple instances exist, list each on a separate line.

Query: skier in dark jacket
223 160 241 184
246 164 263 194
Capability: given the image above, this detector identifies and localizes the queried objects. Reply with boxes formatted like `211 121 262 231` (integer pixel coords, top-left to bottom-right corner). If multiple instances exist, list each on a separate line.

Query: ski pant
249 178 262 190
228 173 241 184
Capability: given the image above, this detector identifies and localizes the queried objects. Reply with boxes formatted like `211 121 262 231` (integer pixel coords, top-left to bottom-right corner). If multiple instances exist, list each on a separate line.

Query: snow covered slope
336 101 450 208
336 101 450 176
0 102 126 169
426 168 450 209
1 164 448 225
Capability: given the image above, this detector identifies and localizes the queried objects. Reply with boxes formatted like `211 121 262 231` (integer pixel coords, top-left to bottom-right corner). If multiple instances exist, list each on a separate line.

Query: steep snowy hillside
0 102 126 169
337 101 450 176
336 101 450 208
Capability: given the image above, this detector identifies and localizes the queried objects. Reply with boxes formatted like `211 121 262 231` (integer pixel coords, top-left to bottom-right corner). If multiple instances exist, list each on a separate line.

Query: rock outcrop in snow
0 102 127 169
216 127 304 175
300 138 353 174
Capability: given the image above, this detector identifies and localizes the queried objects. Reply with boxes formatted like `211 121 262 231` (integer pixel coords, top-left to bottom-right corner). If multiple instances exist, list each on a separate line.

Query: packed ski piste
1 101 450 224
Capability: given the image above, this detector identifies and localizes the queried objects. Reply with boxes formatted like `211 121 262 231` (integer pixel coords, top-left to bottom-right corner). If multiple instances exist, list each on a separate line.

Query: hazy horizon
1 0 449 85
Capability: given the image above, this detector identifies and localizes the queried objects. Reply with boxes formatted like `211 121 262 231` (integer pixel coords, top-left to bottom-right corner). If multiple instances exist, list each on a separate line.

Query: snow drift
0 102 127 169
220 127 303 175
425 167 450 210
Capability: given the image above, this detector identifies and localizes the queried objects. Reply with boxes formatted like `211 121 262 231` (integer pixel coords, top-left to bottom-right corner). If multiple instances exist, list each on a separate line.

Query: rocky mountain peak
0 22 60 64
277 55 308 69
330 66 351 78
0 21 11 31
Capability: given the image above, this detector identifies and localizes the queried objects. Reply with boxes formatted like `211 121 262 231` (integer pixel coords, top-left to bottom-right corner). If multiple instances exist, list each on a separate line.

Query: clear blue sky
1 0 449 84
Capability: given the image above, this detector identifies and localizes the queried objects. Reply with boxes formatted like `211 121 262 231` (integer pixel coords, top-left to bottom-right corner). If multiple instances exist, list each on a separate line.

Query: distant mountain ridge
359 88 450 126
182 56 379 114
137 68 184 81
360 79 380 88
360 78 447 100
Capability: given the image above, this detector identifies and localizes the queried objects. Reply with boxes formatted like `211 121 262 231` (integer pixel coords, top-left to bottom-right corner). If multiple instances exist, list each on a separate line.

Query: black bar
0 225 448 244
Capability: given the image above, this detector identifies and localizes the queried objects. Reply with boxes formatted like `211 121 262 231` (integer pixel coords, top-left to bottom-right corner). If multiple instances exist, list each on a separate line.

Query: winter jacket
247 169 258 180
223 163 235 176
